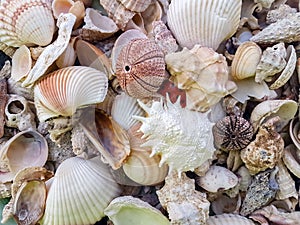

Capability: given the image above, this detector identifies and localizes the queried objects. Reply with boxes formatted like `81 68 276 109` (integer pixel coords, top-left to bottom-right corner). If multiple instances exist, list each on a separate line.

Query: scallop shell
11 45 32 82
0 0 55 47
207 214 256 225
231 41 262 80
167 0 242 50
133 96 215 174
255 42 287 83
34 66 108 122
196 165 238 193
115 38 167 99
40 156 122 225
0 130 48 183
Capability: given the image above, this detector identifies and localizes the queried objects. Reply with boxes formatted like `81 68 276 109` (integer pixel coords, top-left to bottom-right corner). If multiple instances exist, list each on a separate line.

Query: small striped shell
119 0 152 12
207 214 256 225
40 156 121 225
0 0 55 47
34 66 108 122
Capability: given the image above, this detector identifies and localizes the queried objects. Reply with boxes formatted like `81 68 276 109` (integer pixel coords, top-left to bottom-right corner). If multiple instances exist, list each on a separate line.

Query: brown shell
0 79 7 138
115 38 167 99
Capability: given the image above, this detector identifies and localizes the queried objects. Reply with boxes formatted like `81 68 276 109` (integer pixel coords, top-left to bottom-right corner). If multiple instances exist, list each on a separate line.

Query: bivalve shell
0 0 55 47
34 66 108 122
167 0 242 50
207 214 256 225
11 45 32 82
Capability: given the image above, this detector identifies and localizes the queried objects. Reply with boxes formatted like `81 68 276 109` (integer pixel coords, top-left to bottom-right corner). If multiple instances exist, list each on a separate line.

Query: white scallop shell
40 156 121 225
0 0 55 47
133 96 215 174
167 0 242 50
34 66 108 122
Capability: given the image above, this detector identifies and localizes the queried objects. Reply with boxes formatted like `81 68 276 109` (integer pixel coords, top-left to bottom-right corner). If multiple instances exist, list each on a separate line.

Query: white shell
11 45 32 82
40 156 121 225
207 214 256 225
133 96 215 174
167 0 242 50
0 0 55 47
34 66 108 122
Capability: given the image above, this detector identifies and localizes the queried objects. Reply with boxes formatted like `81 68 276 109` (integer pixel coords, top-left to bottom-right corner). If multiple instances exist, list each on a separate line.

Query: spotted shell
115 38 167 99
133 96 215 174
0 0 55 47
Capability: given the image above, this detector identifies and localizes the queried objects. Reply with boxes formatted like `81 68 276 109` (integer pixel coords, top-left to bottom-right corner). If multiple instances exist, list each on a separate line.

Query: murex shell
167 0 242 50
0 0 55 47
133 96 215 174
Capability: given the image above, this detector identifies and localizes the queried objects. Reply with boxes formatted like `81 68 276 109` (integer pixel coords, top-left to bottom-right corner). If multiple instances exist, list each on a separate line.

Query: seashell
196 165 238 193
7 77 34 102
79 108 130 170
167 0 242 50
165 45 237 112
34 66 108 122
0 78 7 138
255 42 287 83
115 38 167 99
157 171 210 225
269 45 297 89
236 166 252 192
227 150 244 172
140 1 163 34
0 0 55 47
55 37 77 69
231 41 262 80
104 196 170 225
254 0 275 8
289 117 300 150
239 0 260 30
40 156 122 225
211 194 241 215
266 4 297 24
11 45 32 82
133 96 215 174
111 92 145 130
240 168 279 216
282 144 300 178
241 116 284 175
212 115 254 151
119 0 152 13
0 130 48 183
22 13 76 88
250 99 298 132
5 94 36 131
250 13 300 44
0 42 16 57
78 8 119 42
207 214 256 225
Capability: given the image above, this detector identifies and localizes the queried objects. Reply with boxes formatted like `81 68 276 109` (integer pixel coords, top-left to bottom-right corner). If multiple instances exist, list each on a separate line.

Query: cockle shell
157 171 210 225
115 38 167 99
207 214 256 225
34 66 108 122
133 96 215 174
255 42 287 83
165 45 237 112
0 130 48 183
40 156 121 225
196 165 238 193
11 45 32 82
241 117 284 175
0 0 55 47
250 12 300 44
167 0 242 50
231 41 262 80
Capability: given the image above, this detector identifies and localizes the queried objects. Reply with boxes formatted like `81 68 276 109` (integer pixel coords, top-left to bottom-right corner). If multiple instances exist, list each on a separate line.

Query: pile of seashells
0 0 300 224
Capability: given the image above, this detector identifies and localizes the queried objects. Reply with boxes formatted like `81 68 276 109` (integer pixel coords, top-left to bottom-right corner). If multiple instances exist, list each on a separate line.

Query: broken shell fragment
289 117 300 150
34 66 108 122
282 144 300 178
11 45 32 82
104 196 170 225
0 0 55 47
0 78 7 138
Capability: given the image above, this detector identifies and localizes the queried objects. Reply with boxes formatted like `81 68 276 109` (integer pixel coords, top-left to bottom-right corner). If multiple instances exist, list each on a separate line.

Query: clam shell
167 0 242 50
0 0 55 47
231 41 262 80
207 214 256 225
40 156 121 225
34 66 108 122
0 130 48 183
55 37 77 69
11 45 32 82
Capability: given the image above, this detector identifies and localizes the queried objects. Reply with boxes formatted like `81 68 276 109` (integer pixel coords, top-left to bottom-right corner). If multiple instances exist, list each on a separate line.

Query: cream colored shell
167 0 242 50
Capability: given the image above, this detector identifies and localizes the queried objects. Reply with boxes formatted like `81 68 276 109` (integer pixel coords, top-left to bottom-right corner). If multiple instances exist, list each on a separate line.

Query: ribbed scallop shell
34 66 108 122
119 0 152 12
0 0 55 47
167 0 242 50
40 156 121 225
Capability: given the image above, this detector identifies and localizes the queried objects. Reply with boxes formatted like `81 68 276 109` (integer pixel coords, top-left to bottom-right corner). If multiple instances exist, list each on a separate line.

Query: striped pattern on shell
115 38 166 99
34 66 108 122
0 0 55 47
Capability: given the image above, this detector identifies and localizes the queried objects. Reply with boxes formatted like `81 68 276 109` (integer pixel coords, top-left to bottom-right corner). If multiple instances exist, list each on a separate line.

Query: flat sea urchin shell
133 96 215 174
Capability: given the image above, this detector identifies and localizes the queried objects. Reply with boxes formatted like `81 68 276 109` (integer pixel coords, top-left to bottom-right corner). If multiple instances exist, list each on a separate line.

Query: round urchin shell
212 115 254 151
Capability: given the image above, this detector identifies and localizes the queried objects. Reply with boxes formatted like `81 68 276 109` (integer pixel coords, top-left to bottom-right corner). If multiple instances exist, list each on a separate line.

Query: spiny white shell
40 156 121 225
167 0 242 50
133 97 215 174
0 0 55 47
34 66 108 122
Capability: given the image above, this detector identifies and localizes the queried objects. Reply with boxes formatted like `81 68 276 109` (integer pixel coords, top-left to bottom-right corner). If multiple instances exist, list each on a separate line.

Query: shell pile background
0 0 300 224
